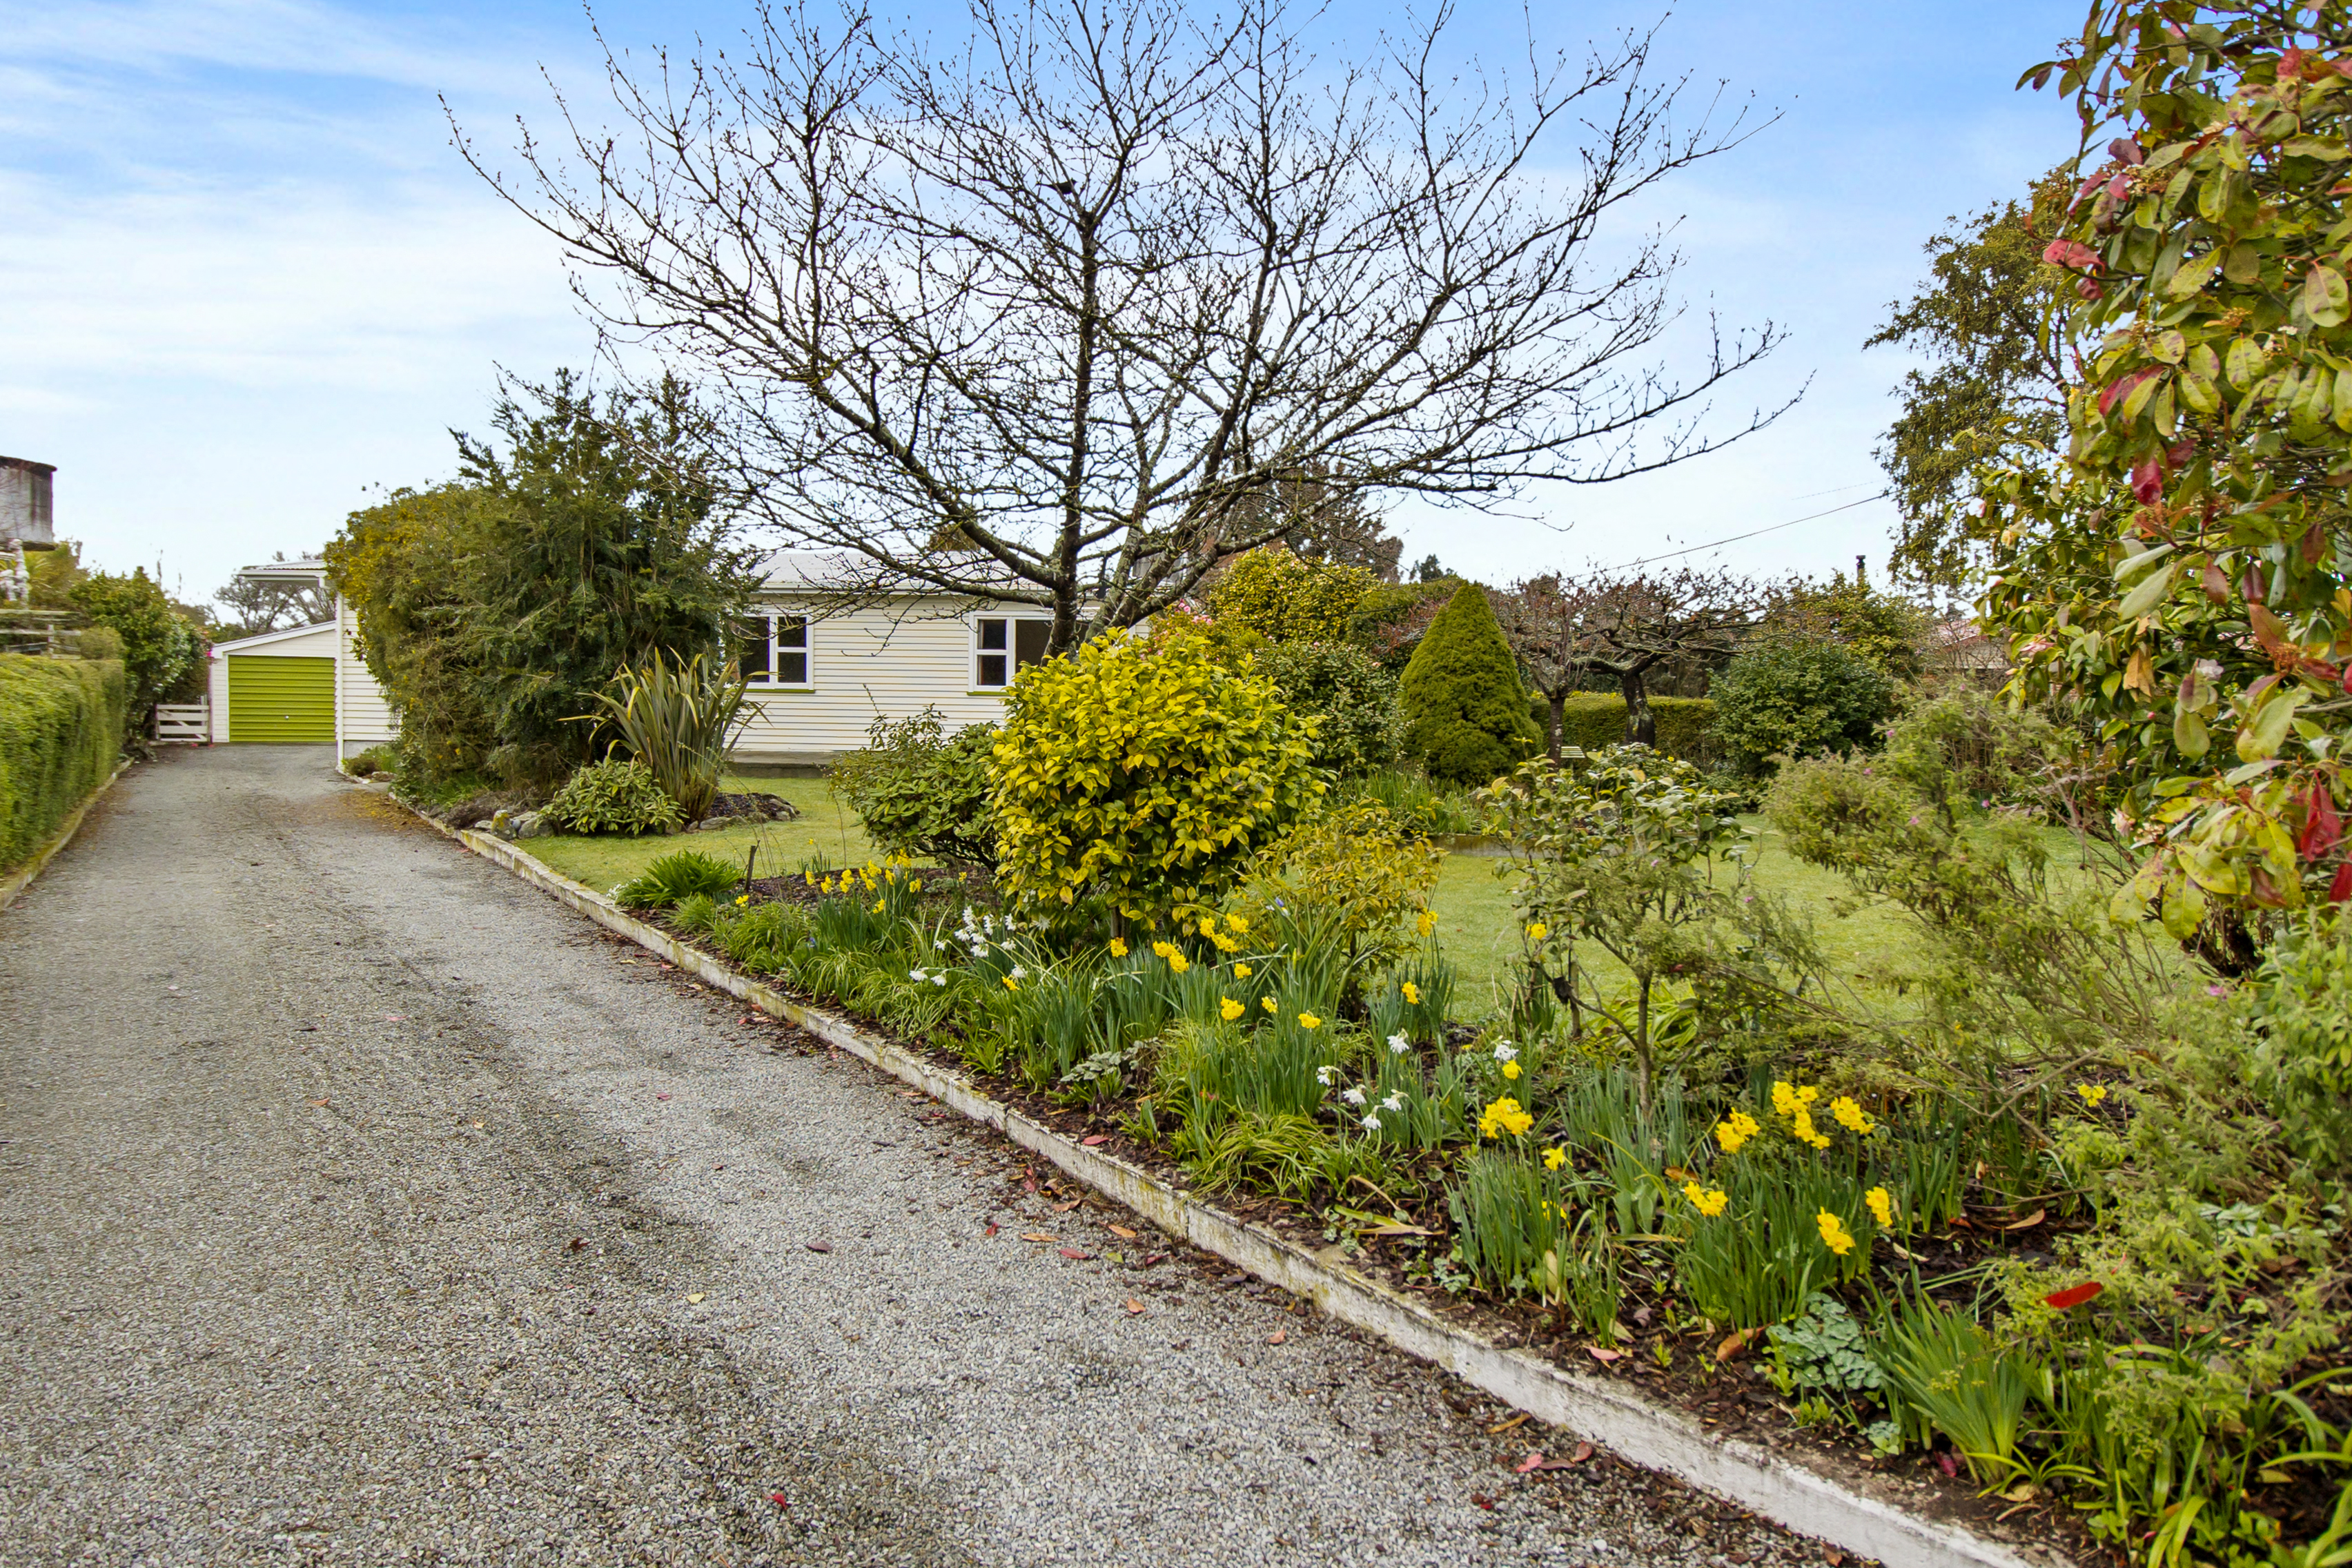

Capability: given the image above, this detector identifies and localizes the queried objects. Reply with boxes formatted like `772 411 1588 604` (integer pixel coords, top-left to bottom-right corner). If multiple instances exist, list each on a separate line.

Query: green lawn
525 775 877 893
525 794 2110 1014
1425 816 1925 1010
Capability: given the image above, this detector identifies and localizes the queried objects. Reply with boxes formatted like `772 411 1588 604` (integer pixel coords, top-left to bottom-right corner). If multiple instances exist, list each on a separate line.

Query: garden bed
609 872 2104 1561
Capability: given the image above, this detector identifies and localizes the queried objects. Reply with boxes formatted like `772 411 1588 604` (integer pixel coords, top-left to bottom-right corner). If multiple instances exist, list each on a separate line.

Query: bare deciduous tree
1496 566 1760 754
458 0 1792 650
213 553 331 638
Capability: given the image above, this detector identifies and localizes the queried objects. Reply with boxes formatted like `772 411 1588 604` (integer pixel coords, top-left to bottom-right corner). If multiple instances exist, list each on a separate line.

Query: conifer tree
1399 584 1542 785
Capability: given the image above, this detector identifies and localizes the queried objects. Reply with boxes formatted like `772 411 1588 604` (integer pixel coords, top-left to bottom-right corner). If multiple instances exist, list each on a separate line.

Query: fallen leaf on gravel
1108 1224 1137 1239
1934 1451 1960 1478
805 1240 833 1253
1823 1552 1843 1567
1488 1413 1531 1434
1124 1298 1146 1315
1058 1247 1092 1261
1999 1208 2047 1231
1471 1493 1496 1511
1358 1222 1434 1237
1081 1135 1109 1146
769 1492 790 1509
1053 1199 1080 1212
1265 1329 1287 1346
1141 1253 1168 1266
656 1093 672 1101
1514 1453 1547 1474
309 1098 331 1107
1586 1346 1625 1364
1715 1327 1759 1363
1020 1232 1056 1243
382 1014 405 1021
568 1237 587 1252
1569 1442 1594 1464
984 1222 1000 1237
687 1293 705 1304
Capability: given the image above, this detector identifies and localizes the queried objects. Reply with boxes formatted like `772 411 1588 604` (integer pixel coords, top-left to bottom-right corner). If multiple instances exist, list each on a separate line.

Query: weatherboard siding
337 611 397 749
733 598 1012 761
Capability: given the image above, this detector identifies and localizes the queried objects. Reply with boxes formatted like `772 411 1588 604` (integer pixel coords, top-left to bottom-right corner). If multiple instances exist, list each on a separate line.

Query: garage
226 654 334 742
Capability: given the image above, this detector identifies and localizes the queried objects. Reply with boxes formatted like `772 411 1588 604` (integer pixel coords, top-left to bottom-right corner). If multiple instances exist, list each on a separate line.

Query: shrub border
0 761 129 913
380 784 2039 1568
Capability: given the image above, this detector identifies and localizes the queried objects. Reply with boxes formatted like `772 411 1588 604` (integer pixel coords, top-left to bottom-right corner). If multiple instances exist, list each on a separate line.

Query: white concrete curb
390 791 2048 1568
0 761 130 914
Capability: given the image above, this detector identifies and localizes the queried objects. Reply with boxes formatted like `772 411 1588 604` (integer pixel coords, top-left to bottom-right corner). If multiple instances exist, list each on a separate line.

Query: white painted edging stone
0 761 130 913
393 792 2042 1568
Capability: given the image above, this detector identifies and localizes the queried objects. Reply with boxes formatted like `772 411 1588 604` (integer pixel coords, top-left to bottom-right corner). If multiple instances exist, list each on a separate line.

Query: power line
1596 490 1891 572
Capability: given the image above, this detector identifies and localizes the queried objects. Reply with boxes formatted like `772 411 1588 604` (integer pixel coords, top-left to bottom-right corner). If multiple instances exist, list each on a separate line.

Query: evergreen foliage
1398 584 1542 785
0 654 127 872
1710 641 1897 777
1252 640 1402 778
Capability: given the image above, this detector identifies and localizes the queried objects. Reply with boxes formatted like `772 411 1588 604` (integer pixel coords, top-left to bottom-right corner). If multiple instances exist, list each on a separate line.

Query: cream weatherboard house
727 551 1053 767
205 551 1044 768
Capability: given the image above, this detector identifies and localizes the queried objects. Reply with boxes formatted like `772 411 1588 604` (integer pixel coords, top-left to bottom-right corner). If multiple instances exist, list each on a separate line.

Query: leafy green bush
1398 583 1542 786
1234 801 1439 986
991 628 1321 925
327 373 756 787
1252 640 1402 778
0 654 128 872
545 757 683 836
66 569 201 723
1709 639 1896 776
1340 767 1482 835
585 649 748 822
1543 694 1718 764
830 709 997 866
1203 546 1376 645
343 745 393 778
614 848 741 908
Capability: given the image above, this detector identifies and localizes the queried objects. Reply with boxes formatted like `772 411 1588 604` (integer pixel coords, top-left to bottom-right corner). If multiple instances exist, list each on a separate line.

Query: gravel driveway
0 746 1824 1567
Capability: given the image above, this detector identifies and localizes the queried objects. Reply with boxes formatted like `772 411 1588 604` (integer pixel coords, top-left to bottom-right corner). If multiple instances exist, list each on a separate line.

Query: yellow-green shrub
0 654 128 872
990 629 1322 925
1202 546 1375 645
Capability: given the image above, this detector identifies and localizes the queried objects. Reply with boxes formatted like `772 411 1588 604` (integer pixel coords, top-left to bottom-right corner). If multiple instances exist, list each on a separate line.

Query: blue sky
0 0 2085 609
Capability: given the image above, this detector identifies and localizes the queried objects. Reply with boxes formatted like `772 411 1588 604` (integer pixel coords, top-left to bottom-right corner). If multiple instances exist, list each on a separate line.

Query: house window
735 613 812 687
972 616 1050 689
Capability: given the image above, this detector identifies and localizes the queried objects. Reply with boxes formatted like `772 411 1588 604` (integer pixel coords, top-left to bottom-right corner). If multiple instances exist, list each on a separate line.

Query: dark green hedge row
1533 693 1719 765
1 655 128 873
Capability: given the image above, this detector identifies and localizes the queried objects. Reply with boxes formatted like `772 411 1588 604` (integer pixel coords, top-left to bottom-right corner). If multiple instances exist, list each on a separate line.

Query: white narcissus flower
1387 1033 1410 1055
1360 1113 1382 1131
1380 1092 1405 1113
1009 964 1027 980
909 968 928 981
931 973 946 986
1315 1065 1337 1087
1341 1086 1367 1106
1492 1041 1518 1064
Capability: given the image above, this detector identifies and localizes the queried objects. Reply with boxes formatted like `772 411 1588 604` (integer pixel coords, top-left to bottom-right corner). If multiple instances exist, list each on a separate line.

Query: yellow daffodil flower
734 894 751 906
1226 913 1249 934
1261 997 1277 1013
1297 1012 1322 1030
1714 1111 1760 1154
1542 1146 1567 1171
1682 1182 1729 1218
1865 1187 1894 1228
1401 981 1421 1006
1816 1210 1856 1257
1001 975 1019 992
1219 997 1244 1022
1168 951 1190 974
1476 1096 1533 1139
1233 962 1251 978
1525 921 1548 942
1109 937 1129 957
2077 1082 2108 1107
1829 1096 1874 1136
1502 1060 1522 1080
1415 909 1435 937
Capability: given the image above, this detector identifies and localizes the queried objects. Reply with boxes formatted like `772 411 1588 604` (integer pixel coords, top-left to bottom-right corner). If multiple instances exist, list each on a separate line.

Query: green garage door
227 656 334 743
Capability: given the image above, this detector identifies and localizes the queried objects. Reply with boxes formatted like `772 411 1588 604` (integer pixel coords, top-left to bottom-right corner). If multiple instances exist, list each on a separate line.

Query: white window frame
740 610 814 690
968 611 1054 692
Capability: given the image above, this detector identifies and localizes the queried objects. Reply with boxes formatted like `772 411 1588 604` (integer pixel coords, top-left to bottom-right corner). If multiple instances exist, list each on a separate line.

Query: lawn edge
0 760 130 914
382 783 2046 1568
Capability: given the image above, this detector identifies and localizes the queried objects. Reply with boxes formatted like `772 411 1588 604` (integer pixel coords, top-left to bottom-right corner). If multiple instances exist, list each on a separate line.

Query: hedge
1 654 128 873
1536 693 1719 766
